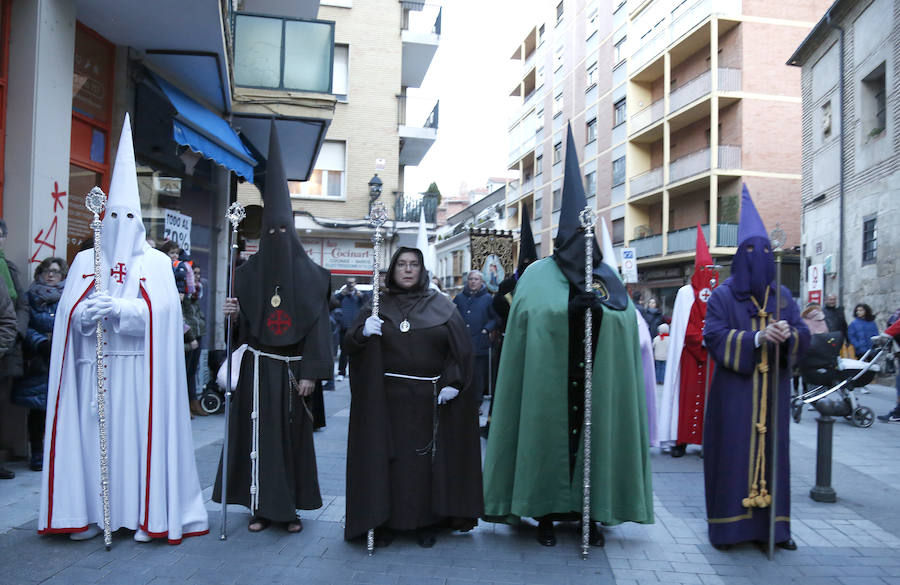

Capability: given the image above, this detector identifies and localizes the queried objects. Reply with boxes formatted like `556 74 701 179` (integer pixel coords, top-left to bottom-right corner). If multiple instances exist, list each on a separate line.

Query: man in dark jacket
334 278 366 381
823 294 848 339
453 270 498 397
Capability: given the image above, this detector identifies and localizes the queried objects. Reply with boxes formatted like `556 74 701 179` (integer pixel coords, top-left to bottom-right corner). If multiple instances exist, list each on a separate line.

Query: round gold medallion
270 286 282 308
399 319 411 332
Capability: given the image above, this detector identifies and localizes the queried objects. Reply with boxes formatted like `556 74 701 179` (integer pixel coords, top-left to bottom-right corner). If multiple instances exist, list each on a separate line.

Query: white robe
656 284 694 448
38 248 208 543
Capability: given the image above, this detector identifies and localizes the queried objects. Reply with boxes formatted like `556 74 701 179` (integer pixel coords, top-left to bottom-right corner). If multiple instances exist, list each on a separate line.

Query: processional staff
767 227 785 561
578 206 596 560
85 187 113 551
220 202 246 541
365 201 389 557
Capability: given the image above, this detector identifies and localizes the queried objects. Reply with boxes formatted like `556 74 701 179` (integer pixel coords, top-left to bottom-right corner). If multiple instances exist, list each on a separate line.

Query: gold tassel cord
744 287 773 510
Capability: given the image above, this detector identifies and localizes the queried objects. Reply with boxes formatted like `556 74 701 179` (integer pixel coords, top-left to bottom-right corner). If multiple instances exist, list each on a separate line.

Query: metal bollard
809 414 837 503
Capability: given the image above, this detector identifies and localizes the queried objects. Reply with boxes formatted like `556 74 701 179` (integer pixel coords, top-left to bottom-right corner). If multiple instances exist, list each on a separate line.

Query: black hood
552 124 627 310
516 205 538 275
235 120 330 346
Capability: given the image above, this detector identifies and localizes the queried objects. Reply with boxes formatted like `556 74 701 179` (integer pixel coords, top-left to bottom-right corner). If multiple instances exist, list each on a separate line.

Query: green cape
482 258 653 524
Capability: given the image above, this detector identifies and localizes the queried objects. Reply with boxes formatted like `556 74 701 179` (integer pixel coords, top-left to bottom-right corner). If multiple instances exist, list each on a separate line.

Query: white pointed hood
416 207 437 277
101 114 148 298
600 217 619 274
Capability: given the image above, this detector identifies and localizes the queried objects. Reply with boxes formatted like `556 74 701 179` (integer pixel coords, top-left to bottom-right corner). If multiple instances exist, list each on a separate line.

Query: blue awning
151 73 256 182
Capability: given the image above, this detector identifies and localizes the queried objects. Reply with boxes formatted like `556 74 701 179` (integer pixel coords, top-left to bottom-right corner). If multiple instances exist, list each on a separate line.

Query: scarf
28 278 66 309
0 250 16 302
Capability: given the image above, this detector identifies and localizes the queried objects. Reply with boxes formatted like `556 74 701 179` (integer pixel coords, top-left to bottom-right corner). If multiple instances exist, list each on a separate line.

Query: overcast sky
402 0 543 198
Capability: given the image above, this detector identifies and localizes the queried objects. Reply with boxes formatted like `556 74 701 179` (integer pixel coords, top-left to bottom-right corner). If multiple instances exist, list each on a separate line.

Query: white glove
437 386 459 404
81 293 120 326
362 316 383 337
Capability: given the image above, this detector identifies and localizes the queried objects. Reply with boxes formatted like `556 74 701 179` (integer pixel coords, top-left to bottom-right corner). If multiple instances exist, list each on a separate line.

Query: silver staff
767 228 785 561
85 187 112 550
220 201 246 540
365 201 389 556
579 206 596 560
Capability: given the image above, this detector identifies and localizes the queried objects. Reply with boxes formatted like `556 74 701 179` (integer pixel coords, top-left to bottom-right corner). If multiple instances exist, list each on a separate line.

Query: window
289 140 345 198
586 4 599 38
612 217 624 244
584 171 596 197
538 24 545 45
612 156 625 186
821 101 832 138
553 92 563 117
554 42 565 71
586 62 598 89
614 37 626 64
534 196 543 219
862 63 886 136
556 1 564 24
862 215 877 264
586 118 597 143
553 142 563 165
552 188 562 211
614 98 626 127
333 44 349 99
536 66 544 88
536 154 544 176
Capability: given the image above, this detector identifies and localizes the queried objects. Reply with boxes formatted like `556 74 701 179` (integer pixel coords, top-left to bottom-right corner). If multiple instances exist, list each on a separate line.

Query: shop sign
807 263 823 304
621 247 638 283
302 238 374 272
163 209 192 254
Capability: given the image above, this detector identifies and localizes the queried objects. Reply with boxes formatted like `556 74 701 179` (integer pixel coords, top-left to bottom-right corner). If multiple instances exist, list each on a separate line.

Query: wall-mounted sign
163 209 192 254
621 247 638 283
302 238 375 273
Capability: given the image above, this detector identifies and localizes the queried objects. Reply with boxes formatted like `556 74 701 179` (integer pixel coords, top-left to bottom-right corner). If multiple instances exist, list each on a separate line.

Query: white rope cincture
247 347 302 514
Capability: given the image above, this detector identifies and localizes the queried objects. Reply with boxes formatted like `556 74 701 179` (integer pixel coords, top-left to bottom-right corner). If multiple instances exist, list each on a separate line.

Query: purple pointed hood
729 184 774 301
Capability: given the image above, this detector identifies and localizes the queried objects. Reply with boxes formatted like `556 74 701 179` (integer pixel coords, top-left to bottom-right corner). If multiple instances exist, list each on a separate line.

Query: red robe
676 294 713 445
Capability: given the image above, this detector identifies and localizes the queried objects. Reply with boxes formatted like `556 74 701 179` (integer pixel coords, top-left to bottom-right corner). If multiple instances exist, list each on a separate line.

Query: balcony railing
667 224 711 253
718 144 741 169
401 2 442 36
670 69 711 112
397 95 439 129
629 167 663 196
521 177 534 194
233 13 334 93
394 192 438 223
718 67 741 91
631 99 665 133
669 148 710 183
717 222 739 246
631 233 663 258
631 30 666 71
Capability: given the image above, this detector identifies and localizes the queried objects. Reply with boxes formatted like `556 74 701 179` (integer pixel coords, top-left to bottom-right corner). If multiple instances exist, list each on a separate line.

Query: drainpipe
826 11 845 309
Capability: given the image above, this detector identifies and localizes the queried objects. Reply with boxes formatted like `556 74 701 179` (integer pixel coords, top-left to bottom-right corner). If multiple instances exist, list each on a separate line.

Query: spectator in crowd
0 218 28 479
643 298 664 340
0 276 18 479
848 303 879 359
11 257 67 471
333 278 366 382
453 270 498 398
801 302 829 334
823 294 848 338
877 308 900 423
652 323 670 385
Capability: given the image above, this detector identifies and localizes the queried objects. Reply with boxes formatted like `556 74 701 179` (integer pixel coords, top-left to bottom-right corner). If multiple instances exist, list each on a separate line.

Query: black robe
212 306 333 522
343 290 483 539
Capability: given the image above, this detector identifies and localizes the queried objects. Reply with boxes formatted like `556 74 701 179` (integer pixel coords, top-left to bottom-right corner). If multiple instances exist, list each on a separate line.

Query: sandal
286 517 303 534
248 516 270 532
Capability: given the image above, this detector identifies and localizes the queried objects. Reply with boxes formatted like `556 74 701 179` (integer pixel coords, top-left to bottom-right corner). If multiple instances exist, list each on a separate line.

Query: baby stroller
199 349 227 415
791 332 891 427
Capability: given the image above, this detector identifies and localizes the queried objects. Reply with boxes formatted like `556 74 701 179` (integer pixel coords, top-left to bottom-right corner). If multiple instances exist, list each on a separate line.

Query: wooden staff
85 187 113 550
578 206 596 559
366 201 388 556
768 244 784 560
219 201 246 540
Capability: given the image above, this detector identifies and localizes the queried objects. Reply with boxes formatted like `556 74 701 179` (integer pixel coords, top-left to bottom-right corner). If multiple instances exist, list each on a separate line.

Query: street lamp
368 174 383 215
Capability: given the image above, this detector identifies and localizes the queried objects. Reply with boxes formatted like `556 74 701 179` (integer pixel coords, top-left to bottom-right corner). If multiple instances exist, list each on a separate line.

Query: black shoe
877 410 900 423
373 527 393 548
536 520 556 547
671 444 687 458
776 539 797 551
416 528 436 548
0 467 14 480
480 424 490 439
581 521 604 547
712 543 731 551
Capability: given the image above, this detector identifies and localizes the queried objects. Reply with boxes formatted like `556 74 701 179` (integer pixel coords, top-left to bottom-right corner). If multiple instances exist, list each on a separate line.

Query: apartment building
505 0 828 308
789 0 900 324
274 0 441 287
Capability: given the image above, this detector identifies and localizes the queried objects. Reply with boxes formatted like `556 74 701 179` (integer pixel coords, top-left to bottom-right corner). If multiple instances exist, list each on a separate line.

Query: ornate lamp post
368 174 383 215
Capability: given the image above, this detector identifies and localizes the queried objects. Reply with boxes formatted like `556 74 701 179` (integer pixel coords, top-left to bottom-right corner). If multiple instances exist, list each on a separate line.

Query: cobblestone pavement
1 376 899 585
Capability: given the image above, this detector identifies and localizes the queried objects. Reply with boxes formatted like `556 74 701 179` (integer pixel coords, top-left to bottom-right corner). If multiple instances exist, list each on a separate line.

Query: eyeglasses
44 269 62 275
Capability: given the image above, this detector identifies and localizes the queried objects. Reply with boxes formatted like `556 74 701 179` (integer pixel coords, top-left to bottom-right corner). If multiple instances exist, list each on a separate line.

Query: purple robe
702 280 809 546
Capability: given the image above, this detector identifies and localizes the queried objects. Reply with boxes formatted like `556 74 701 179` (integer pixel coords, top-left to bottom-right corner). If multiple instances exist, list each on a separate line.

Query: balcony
629 166 663 197
631 30 666 72
398 96 438 166
233 13 334 94
669 148 709 183
631 233 663 258
630 99 664 136
669 67 742 114
667 224 711 253
717 222 738 247
401 2 442 88
394 191 439 223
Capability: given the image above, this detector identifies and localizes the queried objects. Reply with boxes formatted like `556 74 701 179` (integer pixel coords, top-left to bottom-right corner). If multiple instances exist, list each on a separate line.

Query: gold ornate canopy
469 229 514 293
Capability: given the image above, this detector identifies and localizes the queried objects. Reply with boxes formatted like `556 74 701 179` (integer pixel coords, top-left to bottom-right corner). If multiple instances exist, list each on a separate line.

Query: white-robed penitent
38 115 208 543
656 284 693 448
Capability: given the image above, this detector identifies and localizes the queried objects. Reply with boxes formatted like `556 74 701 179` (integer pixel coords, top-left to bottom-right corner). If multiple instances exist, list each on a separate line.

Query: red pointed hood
690 224 717 296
